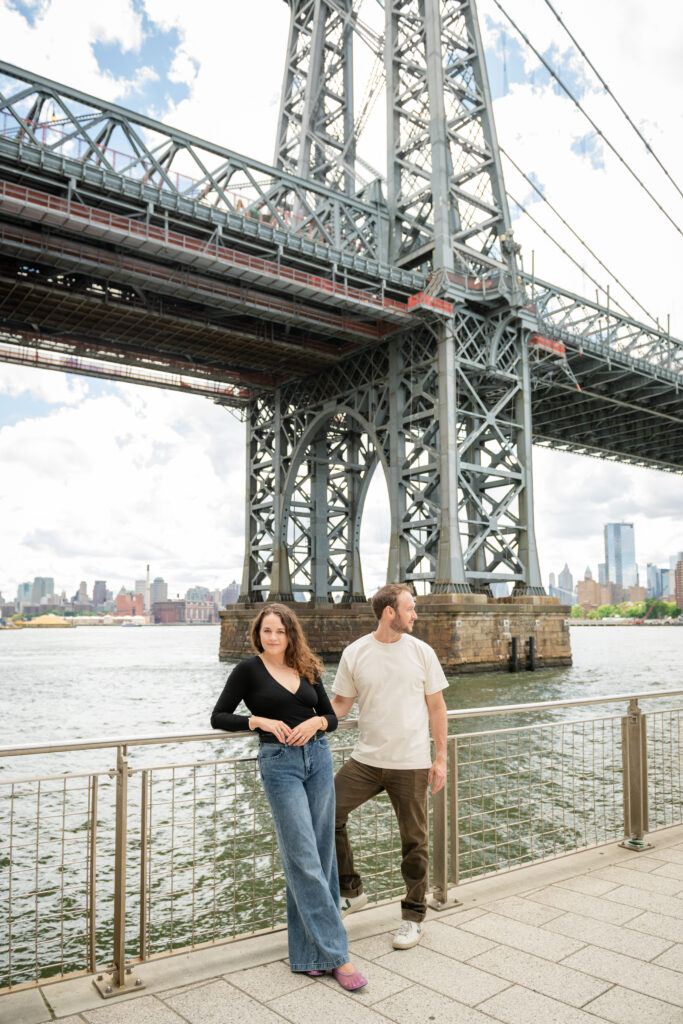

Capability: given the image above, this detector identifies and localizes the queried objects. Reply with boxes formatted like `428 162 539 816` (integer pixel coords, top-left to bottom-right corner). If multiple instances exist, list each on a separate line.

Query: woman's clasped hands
250 716 321 746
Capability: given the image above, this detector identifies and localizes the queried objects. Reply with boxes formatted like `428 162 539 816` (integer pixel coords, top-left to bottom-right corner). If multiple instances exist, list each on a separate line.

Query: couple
210 583 448 992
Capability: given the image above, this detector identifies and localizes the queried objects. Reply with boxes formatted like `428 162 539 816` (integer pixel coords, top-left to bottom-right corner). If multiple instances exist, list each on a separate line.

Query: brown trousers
334 757 430 922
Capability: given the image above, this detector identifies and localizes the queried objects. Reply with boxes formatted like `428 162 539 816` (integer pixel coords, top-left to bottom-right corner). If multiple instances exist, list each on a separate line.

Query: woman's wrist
248 716 258 731
318 715 327 731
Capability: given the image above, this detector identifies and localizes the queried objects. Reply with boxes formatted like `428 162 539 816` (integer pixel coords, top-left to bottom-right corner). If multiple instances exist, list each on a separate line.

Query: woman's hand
250 717 292 742
286 716 322 746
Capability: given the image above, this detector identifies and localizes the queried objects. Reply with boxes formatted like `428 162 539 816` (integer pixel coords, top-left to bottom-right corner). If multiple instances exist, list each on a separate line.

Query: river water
1 623 681 768
1 624 681 988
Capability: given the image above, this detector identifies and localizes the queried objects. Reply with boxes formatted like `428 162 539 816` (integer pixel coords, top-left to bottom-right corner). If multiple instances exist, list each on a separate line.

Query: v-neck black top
210 655 338 735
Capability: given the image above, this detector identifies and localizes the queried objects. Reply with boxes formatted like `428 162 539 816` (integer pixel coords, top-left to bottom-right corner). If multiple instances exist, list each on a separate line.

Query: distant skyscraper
16 581 32 607
186 585 211 601
646 564 662 598
151 576 168 604
93 580 107 606
221 580 241 605
558 564 573 594
604 523 637 588
584 566 592 580
598 563 607 584
31 576 54 604
661 568 671 597
548 572 556 590
669 552 683 578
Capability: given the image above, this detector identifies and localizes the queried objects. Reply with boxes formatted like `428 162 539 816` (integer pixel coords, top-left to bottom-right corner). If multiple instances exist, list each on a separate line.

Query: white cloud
0 364 89 405
0 0 147 101
0 381 245 597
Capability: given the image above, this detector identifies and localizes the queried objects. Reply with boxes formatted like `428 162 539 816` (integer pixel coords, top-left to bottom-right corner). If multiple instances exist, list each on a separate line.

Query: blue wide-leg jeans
257 735 349 973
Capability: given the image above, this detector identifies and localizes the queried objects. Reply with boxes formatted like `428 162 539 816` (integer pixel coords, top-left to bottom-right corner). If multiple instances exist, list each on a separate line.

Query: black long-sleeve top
210 656 338 736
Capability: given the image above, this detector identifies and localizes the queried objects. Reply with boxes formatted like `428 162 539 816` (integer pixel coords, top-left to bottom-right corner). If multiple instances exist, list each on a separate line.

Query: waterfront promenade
6 823 683 1024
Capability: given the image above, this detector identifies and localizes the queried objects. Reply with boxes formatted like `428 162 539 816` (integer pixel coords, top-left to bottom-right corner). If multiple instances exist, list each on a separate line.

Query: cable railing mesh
1 698 681 991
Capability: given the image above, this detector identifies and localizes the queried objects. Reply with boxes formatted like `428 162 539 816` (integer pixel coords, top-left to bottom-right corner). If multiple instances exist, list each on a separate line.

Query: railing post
88 776 98 973
620 699 650 851
448 735 460 888
139 769 149 961
429 735 460 910
93 745 145 997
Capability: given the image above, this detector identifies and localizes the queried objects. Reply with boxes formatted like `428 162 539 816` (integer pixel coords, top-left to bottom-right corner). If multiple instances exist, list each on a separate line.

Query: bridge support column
434 320 470 593
513 329 544 595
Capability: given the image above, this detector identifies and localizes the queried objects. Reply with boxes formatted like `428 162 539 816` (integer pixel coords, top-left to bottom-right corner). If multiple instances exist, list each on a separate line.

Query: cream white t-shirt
332 632 448 769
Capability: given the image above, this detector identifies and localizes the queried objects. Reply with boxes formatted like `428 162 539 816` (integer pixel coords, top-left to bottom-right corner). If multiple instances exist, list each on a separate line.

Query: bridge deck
5 823 682 1024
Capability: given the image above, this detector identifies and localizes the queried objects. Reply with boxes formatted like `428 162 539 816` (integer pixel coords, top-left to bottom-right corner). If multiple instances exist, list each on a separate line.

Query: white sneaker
392 920 423 949
340 893 368 918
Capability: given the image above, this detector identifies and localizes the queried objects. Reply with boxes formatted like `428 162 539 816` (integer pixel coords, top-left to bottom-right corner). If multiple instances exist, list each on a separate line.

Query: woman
211 603 367 991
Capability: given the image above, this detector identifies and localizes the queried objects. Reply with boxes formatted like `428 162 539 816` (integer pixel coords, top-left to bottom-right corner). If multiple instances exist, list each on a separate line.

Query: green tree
570 605 586 618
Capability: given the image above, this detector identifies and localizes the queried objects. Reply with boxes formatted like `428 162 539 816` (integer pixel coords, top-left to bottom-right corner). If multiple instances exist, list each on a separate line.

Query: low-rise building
153 600 185 624
115 593 145 616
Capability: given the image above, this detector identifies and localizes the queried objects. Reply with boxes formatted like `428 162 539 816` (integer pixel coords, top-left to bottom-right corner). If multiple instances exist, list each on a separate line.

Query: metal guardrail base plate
92 969 145 998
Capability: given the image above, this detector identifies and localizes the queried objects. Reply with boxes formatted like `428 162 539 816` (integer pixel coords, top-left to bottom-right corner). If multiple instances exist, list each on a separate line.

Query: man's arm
331 695 355 718
425 691 448 793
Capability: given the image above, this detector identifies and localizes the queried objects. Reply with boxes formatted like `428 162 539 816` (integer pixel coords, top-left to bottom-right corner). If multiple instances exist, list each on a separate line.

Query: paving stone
652 861 683 881
268 980 388 1023
460 911 584 962
605 885 683 919
652 943 683 972
0 987 51 1024
437 906 486 927
374 945 509 1006
467 945 611 1007
543 910 672 960
315 954 412 1005
372 983 499 1024
583 986 683 1024
479 983 611 1023
591 865 683 895
82 995 186 1024
563 945 683 1007
653 848 683 865
163 978 285 1024
226 959 314 1000
611 854 666 872
477 894 564 926
348 932 396 961
419 920 496 960
530 885 642 924
626 910 683 943
553 874 619 897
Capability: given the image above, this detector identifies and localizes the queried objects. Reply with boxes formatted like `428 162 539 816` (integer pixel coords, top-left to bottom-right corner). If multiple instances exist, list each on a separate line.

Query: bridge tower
236 0 546 621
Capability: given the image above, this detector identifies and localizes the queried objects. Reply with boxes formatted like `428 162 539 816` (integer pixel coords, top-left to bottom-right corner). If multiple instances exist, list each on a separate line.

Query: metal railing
1 689 681 996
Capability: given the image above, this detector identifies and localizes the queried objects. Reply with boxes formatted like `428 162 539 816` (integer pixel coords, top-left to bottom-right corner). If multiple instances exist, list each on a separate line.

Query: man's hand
428 754 446 793
425 691 448 793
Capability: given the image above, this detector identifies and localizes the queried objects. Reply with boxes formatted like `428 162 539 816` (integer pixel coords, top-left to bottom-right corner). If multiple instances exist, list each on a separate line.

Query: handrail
1 687 682 759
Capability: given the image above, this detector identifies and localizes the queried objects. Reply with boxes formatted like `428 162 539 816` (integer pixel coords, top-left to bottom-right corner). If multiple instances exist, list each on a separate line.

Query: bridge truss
0 0 681 602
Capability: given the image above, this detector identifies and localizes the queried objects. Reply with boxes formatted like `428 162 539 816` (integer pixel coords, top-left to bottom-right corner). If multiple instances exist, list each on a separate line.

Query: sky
0 0 682 602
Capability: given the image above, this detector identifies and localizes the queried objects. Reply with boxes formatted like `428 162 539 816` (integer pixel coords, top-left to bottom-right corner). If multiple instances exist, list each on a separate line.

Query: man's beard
389 617 412 635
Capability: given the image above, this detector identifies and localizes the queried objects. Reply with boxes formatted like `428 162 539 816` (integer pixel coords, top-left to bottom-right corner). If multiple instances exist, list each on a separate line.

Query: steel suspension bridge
0 0 681 603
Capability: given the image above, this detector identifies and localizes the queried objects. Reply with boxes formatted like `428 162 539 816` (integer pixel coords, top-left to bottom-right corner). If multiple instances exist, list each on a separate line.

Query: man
331 583 448 950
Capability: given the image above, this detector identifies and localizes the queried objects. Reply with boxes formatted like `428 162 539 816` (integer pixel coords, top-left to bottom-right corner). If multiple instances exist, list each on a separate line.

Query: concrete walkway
5 824 683 1024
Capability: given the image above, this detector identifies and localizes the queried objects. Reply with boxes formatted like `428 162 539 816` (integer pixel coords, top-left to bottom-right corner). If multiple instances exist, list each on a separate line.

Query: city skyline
1 0 682 600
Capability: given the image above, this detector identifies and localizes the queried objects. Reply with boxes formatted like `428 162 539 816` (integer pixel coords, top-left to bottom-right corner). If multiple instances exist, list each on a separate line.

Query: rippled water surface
1 623 681 765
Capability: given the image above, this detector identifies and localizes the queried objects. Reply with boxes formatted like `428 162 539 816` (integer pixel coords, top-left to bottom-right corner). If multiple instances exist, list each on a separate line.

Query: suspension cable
491 0 683 240
509 190 636 321
501 147 659 327
541 0 683 205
